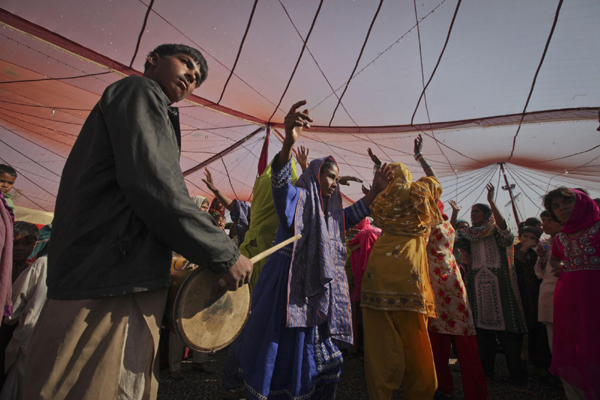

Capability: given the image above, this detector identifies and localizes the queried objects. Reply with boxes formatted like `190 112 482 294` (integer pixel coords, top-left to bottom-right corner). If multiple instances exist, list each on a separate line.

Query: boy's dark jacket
47 75 239 300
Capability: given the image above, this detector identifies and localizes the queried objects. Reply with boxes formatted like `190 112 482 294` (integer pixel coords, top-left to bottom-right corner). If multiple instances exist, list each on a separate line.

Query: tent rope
309 0 449 113
507 0 564 161
267 0 325 123
410 0 462 126
505 165 542 213
328 0 384 127
129 0 155 68
412 0 457 177
0 71 112 85
217 0 259 104
135 0 282 111
278 0 361 129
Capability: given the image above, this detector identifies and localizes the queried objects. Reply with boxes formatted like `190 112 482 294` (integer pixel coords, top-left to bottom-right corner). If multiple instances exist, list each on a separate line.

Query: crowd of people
0 42 597 400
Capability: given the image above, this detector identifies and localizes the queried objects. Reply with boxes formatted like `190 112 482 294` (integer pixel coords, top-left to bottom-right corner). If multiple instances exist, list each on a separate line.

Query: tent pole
499 162 521 227
183 126 264 177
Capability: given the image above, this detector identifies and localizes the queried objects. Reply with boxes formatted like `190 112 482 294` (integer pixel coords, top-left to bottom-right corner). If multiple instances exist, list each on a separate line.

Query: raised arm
269 101 313 231
362 163 393 208
414 134 437 179
339 176 363 186
486 183 507 231
202 168 236 212
279 100 312 169
296 145 310 173
367 148 382 168
448 200 461 228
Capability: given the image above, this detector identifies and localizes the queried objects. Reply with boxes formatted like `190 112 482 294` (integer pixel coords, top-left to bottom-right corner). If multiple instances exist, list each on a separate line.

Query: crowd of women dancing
1 99 598 400
204 101 598 400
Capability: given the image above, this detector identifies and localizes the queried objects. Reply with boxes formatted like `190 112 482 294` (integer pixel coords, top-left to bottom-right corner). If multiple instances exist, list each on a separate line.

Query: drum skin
169 258 251 353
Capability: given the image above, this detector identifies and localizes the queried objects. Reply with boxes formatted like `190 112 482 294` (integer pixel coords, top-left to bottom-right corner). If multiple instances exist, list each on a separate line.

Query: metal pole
499 162 521 227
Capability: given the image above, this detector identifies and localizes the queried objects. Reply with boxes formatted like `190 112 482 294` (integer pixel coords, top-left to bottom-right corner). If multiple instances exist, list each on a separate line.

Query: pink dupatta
0 193 13 320
348 218 381 302
561 189 600 234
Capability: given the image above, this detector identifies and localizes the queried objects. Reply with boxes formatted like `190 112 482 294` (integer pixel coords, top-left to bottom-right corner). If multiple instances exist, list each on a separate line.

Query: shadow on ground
157 346 567 400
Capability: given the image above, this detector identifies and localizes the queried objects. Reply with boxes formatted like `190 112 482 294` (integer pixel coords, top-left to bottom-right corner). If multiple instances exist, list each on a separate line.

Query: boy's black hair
540 210 551 219
524 217 541 227
144 44 208 87
518 226 541 240
0 164 17 177
13 221 39 240
212 213 226 222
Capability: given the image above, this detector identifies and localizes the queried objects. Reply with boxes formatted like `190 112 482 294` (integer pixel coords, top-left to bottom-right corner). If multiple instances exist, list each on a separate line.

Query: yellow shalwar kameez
238 160 298 288
361 163 443 400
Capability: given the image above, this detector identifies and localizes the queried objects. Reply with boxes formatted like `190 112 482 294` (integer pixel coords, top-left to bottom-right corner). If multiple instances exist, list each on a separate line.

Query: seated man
22 44 252 400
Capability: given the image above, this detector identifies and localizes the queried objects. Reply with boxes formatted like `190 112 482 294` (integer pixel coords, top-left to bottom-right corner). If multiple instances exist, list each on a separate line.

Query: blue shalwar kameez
238 155 370 400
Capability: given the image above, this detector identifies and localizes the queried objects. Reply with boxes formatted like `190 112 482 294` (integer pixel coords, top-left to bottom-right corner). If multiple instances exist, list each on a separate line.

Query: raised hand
284 100 313 145
486 182 496 204
367 148 382 166
521 237 539 252
536 242 547 259
414 134 423 155
362 184 370 195
372 163 393 193
448 200 461 213
297 145 310 172
339 176 363 186
202 168 218 193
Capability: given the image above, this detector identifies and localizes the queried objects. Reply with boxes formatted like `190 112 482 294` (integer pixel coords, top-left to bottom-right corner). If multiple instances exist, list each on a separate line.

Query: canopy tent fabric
0 0 598 230
13 206 54 226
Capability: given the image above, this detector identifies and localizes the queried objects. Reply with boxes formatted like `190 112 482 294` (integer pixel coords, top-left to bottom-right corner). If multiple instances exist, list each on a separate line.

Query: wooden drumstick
249 234 302 264
218 234 302 287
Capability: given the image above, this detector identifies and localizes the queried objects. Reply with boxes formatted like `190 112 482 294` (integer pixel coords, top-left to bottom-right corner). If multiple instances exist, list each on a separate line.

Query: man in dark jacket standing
23 44 253 400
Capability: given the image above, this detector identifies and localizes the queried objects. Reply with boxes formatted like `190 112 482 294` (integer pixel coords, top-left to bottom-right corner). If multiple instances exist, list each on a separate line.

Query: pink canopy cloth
0 0 598 228
348 218 381 303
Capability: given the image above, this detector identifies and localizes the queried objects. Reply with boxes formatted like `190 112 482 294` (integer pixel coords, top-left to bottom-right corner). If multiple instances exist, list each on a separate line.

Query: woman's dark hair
519 226 541 240
543 187 576 222
319 158 337 176
472 203 492 218
524 217 541 227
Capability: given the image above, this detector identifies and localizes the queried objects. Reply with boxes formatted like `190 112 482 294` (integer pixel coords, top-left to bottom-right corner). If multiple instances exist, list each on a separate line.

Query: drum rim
173 267 251 353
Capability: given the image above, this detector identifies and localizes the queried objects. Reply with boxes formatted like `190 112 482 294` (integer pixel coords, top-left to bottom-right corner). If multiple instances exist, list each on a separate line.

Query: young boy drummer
23 44 253 400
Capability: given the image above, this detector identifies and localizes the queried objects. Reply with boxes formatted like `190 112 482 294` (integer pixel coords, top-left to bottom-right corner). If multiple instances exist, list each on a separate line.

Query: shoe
170 369 184 381
193 362 214 374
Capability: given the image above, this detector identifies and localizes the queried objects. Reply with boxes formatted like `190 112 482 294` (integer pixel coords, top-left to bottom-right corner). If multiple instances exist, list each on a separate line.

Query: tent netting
0 0 598 230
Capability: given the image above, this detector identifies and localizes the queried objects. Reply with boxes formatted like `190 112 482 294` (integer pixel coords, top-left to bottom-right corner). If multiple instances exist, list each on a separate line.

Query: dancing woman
237 101 392 400
545 188 600 400
361 135 443 400
454 184 528 385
